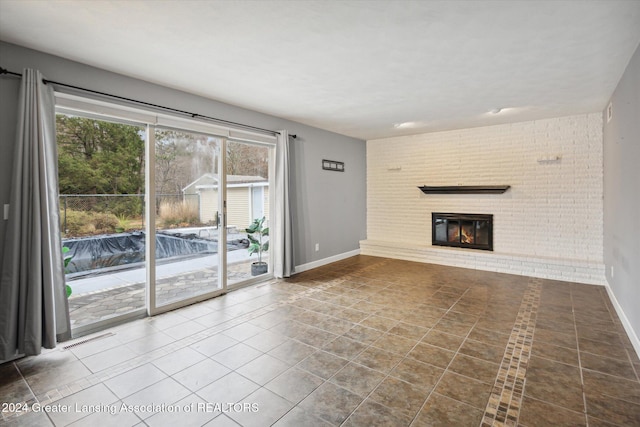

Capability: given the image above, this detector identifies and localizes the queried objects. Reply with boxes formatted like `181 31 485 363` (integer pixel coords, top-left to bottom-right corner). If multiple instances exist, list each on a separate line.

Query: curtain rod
1 67 297 139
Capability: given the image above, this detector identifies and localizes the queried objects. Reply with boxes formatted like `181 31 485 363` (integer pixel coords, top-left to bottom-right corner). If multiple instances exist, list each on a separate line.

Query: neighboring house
182 173 269 230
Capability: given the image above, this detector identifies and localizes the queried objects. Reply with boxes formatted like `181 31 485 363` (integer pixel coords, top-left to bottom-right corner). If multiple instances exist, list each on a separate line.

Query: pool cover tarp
62 231 249 274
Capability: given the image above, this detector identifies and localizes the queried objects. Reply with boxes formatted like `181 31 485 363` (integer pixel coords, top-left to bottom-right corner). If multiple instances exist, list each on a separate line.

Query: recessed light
489 108 502 114
393 121 424 129
394 122 412 128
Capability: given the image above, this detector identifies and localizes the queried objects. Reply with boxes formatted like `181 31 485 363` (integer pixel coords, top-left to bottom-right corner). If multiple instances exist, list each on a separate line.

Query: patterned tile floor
1 255 639 426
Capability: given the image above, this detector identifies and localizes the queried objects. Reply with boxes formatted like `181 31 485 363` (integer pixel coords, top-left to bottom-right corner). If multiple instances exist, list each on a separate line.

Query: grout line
276 273 471 425
2 273 347 423
3 362 49 424
32 281 309 404
571 287 590 427
11 258 634 426
481 278 541 427
340 286 477 425
599 285 640 383
407 288 478 422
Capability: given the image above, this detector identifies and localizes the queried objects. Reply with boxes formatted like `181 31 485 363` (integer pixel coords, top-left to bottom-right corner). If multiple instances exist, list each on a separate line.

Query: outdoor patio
67 250 268 328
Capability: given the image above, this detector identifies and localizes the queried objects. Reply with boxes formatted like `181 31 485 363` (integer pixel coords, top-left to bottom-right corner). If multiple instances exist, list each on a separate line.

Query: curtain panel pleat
273 130 294 278
0 69 71 361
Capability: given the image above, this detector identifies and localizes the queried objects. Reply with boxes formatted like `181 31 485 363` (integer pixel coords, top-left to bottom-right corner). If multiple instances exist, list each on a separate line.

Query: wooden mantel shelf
418 185 511 194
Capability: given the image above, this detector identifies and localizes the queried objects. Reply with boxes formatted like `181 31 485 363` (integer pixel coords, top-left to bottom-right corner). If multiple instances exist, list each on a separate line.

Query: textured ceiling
1 0 639 140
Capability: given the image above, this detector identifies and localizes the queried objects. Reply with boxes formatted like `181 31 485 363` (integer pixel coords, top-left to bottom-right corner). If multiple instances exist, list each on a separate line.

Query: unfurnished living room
0 1 639 426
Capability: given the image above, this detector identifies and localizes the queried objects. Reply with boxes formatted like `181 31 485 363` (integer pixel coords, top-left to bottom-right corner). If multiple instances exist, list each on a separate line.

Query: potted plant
246 216 269 276
62 246 73 297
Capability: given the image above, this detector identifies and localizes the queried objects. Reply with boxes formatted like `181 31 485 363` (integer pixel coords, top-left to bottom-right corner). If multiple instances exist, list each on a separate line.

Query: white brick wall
362 113 605 284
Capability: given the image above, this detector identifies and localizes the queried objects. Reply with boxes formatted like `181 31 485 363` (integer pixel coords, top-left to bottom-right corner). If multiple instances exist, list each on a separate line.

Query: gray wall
0 41 367 275
0 72 20 274
603 44 640 341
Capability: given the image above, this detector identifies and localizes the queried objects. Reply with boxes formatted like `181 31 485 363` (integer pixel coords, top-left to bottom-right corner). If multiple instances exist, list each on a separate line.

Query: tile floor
1 255 639 426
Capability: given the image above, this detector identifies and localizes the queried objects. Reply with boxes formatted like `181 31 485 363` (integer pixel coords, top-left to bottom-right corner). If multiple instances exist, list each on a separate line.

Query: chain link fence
59 194 200 235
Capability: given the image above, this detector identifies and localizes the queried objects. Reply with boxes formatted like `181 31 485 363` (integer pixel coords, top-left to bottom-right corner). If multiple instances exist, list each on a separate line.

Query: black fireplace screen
432 213 493 251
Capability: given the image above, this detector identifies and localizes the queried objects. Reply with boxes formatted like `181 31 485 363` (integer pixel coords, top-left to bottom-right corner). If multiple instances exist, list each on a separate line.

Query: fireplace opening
432 213 493 251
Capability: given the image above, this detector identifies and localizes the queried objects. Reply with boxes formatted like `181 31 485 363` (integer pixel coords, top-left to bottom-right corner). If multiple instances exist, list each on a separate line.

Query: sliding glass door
57 113 148 332
56 94 277 332
152 129 224 309
150 135 275 311
225 139 273 288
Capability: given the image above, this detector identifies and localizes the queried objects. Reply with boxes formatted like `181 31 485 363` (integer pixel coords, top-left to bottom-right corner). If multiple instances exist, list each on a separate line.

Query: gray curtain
0 69 71 361
273 130 294 278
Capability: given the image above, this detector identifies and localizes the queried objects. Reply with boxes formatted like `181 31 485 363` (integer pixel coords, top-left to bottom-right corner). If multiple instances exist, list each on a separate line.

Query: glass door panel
225 140 271 287
154 128 223 307
57 114 147 332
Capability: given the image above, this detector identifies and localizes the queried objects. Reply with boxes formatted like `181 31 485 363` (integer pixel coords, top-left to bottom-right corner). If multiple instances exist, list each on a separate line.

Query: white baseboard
604 281 640 360
294 249 361 274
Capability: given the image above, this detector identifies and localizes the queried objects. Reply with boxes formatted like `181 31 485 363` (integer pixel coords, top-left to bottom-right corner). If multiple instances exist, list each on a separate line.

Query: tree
153 129 218 194
154 129 183 195
57 115 145 195
226 141 268 178
57 116 269 207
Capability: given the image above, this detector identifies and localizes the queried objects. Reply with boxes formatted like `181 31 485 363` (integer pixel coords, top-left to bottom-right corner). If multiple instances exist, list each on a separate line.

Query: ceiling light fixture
393 121 425 129
489 108 502 114
394 122 413 129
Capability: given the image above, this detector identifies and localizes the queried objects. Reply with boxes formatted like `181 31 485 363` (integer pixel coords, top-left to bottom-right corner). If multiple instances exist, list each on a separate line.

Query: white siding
227 187 251 230
198 188 219 224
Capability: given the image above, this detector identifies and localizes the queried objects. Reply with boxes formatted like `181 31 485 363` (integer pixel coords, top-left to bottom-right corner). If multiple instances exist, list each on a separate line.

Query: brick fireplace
361 113 606 285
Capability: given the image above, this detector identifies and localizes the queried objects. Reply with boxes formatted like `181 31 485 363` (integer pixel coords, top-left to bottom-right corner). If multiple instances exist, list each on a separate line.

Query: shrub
158 200 199 228
91 212 119 231
115 215 131 233
61 209 119 236
62 209 89 235
79 222 97 235
108 197 143 218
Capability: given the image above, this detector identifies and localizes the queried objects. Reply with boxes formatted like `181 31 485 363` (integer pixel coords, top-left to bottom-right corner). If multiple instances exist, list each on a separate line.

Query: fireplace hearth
432 213 493 251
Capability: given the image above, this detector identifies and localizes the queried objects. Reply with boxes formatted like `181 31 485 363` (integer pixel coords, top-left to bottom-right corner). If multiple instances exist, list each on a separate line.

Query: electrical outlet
315 243 319 252
3 204 8 221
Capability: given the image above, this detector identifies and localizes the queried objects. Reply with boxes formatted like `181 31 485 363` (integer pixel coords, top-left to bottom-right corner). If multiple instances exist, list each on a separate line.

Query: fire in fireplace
432 213 493 251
